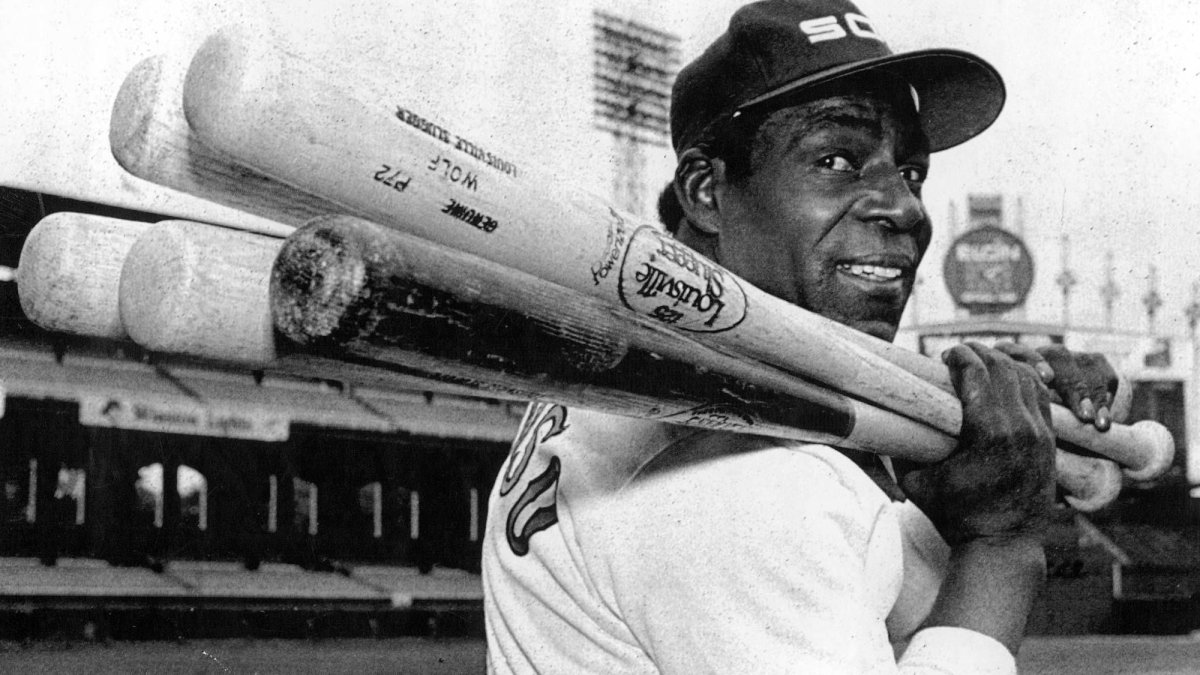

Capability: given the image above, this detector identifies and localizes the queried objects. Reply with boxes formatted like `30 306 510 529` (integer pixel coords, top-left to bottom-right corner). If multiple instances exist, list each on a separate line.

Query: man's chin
817 287 908 342
840 316 900 342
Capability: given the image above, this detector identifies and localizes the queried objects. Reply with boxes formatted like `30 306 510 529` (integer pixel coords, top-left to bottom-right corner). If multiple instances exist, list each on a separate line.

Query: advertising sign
943 226 1034 314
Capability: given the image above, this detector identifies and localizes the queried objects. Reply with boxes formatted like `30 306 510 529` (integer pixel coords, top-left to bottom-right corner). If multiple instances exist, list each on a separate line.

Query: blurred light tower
1142 264 1163 336
1099 251 1121 331
1054 233 1077 327
592 10 679 216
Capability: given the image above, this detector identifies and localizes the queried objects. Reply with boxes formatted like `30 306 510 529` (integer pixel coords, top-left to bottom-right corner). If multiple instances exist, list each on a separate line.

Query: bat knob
1058 452 1123 513
1122 420 1176 482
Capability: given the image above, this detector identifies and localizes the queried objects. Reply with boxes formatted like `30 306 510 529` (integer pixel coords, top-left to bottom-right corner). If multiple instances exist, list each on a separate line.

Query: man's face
711 89 932 341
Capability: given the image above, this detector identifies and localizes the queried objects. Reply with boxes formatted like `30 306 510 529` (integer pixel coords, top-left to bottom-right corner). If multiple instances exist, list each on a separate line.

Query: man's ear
675 148 725 236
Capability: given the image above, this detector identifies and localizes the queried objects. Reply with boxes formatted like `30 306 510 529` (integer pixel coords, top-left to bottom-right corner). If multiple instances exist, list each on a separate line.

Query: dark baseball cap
670 0 1005 154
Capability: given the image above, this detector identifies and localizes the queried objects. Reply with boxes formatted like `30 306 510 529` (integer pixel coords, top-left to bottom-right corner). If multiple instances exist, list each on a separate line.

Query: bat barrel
120 220 282 363
18 212 153 339
110 54 311 238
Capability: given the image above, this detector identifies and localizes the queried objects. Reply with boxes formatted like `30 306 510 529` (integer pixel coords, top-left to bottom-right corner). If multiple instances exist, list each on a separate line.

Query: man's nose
856 169 928 234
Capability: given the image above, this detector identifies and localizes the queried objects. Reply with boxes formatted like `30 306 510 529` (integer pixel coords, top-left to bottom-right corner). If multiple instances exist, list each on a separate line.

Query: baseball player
483 1 1117 672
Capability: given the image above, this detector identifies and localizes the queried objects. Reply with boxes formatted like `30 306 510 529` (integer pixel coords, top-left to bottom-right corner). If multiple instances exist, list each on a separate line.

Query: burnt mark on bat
272 225 369 348
660 402 756 431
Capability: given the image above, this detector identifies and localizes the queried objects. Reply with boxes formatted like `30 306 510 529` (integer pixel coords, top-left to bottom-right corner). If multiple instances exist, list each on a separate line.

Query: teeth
838 263 903 280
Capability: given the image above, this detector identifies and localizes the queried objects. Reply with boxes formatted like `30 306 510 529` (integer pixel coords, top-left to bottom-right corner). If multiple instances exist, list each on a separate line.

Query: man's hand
900 342 1056 547
994 342 1120 431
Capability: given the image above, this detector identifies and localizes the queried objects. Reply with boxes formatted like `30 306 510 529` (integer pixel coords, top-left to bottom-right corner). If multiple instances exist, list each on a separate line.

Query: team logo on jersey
502 403 568 556
500 403 567 497
506 456 561 557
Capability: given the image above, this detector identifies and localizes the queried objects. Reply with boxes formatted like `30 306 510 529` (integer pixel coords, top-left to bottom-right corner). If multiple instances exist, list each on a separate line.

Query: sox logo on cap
800 13 880 43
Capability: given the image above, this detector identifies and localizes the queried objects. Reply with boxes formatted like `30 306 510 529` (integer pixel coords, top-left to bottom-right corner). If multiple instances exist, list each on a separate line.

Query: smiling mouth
836 263 905 282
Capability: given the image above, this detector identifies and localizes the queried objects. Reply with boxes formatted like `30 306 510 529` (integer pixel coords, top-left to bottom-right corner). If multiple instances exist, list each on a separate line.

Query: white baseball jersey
482 404 1015 674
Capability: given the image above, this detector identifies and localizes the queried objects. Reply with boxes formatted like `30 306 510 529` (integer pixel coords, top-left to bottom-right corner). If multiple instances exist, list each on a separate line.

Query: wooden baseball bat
270 215 955 460
18 210 945 458
109 53 308 238
115 216 490 399
160 26 1172 481
17 211 153 339
271 215 1125 510
16 212 523 403
177 26 962 425
119 218 282 363
13 211 1120 509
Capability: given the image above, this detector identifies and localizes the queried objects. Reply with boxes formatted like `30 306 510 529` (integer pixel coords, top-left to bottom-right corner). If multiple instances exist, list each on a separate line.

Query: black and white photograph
1 1 1199 672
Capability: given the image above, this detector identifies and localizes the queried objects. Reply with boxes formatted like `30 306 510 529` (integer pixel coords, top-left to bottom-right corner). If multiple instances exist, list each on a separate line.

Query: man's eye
819 155 856 172
901 166 927 183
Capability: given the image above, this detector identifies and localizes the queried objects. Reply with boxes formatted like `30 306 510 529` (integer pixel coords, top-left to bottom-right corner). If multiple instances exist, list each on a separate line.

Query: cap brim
737 49 1005 152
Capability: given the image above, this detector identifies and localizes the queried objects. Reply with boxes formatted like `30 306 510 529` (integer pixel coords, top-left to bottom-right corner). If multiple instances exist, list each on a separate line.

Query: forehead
756 85 928 152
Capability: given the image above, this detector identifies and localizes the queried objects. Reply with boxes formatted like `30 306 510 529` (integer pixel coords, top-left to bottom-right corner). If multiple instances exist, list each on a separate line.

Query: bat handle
876 338 1171 481
1109 372 1134 422
1057 451 1124 513
1053 409 1176 481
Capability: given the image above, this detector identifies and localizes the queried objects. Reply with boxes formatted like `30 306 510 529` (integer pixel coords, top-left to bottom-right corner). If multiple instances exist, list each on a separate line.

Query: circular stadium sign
943 226 1035 314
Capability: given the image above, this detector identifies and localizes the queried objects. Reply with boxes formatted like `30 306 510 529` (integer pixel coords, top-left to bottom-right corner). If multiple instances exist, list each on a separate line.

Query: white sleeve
592 443 1016 675
597 444 904 674
888 506 1016 675
887 500 951 649
899 627 1016 675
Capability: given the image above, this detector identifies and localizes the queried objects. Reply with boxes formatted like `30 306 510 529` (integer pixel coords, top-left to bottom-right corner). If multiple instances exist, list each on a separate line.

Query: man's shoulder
500 404 692 500
630 427 876 493
583 425 908 617
514 404 891 509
